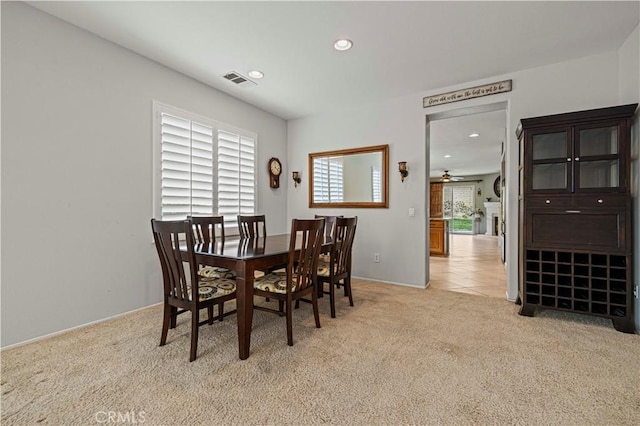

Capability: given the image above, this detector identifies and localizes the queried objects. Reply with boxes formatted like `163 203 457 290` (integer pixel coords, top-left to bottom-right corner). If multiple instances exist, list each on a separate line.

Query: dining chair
314 214 341 243
237 214 267 238
151 218 237 362
188 215 236 280
317 216 358 318
238 214 283 276
253 218 325 346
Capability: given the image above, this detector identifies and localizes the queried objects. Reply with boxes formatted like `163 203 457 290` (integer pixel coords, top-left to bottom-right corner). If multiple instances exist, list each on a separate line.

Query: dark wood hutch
517 103 637 333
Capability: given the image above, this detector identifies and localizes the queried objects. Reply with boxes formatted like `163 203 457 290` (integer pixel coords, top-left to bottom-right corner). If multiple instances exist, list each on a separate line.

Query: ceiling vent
223 71 257 87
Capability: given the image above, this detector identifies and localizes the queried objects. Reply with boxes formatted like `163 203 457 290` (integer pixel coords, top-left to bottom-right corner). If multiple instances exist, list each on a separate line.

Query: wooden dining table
193 234 330 360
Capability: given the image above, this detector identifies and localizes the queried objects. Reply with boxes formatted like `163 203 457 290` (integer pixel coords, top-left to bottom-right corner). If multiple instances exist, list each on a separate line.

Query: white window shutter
372 166 382 202
160 113 213 220
313 156 343 203
156 104 256 225
217 130 255 228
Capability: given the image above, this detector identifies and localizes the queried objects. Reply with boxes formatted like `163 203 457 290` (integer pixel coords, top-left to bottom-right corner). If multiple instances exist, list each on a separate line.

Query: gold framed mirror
308 144 389 208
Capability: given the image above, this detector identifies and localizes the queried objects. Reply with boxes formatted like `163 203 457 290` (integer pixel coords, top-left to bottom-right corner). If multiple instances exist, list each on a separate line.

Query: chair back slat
151 219 198 305
288 218 324 292
332 217 358 276
188 215 225 244
237 214 267 238
314 214 342 241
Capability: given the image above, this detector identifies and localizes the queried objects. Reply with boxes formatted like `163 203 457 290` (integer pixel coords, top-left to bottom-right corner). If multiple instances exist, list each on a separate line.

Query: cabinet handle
575 157 580 161
545 199 551 204
565 210 581 214
597 199 604 204
566 158 572 162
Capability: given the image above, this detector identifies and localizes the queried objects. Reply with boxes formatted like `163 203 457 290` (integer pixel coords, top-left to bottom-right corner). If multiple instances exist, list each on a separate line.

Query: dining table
193 234 330 360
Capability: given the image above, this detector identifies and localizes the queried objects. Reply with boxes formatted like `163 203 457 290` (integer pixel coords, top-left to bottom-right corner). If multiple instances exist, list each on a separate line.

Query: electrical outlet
374 253 380 263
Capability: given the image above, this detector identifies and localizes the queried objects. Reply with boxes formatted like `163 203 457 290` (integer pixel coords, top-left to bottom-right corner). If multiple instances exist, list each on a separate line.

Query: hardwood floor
429 234 507 298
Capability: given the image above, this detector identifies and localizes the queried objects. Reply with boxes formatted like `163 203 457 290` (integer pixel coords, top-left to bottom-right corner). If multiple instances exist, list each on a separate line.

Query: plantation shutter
313 157 343 203
329 158 344 202
217 130 255 228
372 166 382 202
313 157 330 202
160 113 214 220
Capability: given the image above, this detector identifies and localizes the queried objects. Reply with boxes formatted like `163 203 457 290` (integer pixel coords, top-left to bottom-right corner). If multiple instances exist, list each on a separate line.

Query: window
312 157 344 203
443 185 475 234
153 102 256 230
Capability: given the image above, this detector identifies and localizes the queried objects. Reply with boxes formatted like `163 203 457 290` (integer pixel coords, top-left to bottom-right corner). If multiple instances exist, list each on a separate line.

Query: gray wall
1 2 288 347
617 25 639 332
287 45 637 306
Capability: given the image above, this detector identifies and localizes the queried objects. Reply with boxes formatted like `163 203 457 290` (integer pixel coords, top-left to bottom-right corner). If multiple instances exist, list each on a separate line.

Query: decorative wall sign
423 80 512 108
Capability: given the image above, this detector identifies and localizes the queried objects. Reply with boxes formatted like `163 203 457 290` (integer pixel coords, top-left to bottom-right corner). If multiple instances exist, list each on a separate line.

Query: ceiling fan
442 170 464 183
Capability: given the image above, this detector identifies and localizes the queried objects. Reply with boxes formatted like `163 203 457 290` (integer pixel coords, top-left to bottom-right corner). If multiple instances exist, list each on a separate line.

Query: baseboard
352 275 425 289
1 302 162 351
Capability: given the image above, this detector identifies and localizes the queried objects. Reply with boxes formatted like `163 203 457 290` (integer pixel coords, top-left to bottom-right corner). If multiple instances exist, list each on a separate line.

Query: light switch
409 208 415 217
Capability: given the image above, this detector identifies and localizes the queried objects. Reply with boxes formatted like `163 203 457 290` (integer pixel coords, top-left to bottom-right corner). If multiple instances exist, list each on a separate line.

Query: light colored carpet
2 280 639 425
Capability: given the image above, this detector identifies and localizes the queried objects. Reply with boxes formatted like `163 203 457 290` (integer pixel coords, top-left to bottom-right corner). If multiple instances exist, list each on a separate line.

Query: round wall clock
268 157 282 189
493 176 501 198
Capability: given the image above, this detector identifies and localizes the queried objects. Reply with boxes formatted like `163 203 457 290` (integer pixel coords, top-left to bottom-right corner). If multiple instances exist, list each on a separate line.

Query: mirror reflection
309 144 389 208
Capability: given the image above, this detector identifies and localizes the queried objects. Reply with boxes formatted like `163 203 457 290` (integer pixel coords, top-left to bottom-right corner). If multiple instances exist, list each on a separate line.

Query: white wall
288 96 426 287
618 25 640 332
1 2 288 347
289 50 625 300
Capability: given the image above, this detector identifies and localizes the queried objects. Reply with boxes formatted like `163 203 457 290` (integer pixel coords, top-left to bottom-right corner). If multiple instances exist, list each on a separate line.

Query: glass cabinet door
529 130 570 192
575 125 621 191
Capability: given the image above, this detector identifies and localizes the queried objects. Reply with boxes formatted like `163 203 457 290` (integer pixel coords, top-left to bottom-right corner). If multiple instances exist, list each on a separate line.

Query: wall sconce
398 161 409 182
292 171 301 187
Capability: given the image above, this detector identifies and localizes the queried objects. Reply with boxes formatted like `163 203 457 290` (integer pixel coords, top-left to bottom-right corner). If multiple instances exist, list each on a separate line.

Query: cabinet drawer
527 209 626 251
526 196 572 209
572 194 628 209
526 194 629 210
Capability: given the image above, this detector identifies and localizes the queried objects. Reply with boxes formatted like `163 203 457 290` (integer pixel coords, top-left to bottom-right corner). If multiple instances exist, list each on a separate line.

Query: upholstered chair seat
191 279 237 301
254 271 305 294
199 266 236 280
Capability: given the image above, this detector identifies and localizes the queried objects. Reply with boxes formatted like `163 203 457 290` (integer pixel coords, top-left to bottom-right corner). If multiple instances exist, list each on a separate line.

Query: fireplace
483 202 500 236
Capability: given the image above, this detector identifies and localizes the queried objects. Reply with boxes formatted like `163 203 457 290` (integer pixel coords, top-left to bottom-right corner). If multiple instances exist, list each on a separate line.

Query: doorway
427 102 508 298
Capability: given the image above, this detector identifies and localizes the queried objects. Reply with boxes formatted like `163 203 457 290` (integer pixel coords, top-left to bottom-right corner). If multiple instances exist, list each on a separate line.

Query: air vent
223 71 257 87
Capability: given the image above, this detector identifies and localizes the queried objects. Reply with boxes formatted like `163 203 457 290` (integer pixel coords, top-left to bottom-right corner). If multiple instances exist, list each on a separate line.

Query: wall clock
493 176 501 198
268 157 282 189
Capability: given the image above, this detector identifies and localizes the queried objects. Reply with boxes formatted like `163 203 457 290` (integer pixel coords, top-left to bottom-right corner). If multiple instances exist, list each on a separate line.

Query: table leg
236 262 254 360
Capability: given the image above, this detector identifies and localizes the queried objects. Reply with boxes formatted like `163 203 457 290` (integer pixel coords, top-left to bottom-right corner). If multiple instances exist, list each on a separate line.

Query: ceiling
27 1 639 178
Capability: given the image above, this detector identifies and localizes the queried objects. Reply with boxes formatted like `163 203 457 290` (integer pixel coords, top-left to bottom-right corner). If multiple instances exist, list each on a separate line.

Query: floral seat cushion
189 278 237 302
317 260 339 277
199 266 236 280
254 271 299 294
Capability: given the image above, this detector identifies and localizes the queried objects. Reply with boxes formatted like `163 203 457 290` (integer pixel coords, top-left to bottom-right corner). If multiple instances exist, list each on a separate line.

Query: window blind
372 166 382 202
313 157 344 203
156 103 256 227
218 130 255 228
160 113 214 220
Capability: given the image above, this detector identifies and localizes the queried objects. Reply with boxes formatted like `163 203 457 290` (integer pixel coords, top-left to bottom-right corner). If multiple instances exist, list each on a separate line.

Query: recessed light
247 70 264 79
444 154 451 158
333 38 353 51
468 133 480 138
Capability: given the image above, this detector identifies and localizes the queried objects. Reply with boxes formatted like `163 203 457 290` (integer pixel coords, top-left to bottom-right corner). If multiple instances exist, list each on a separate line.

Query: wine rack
523 250 629 319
